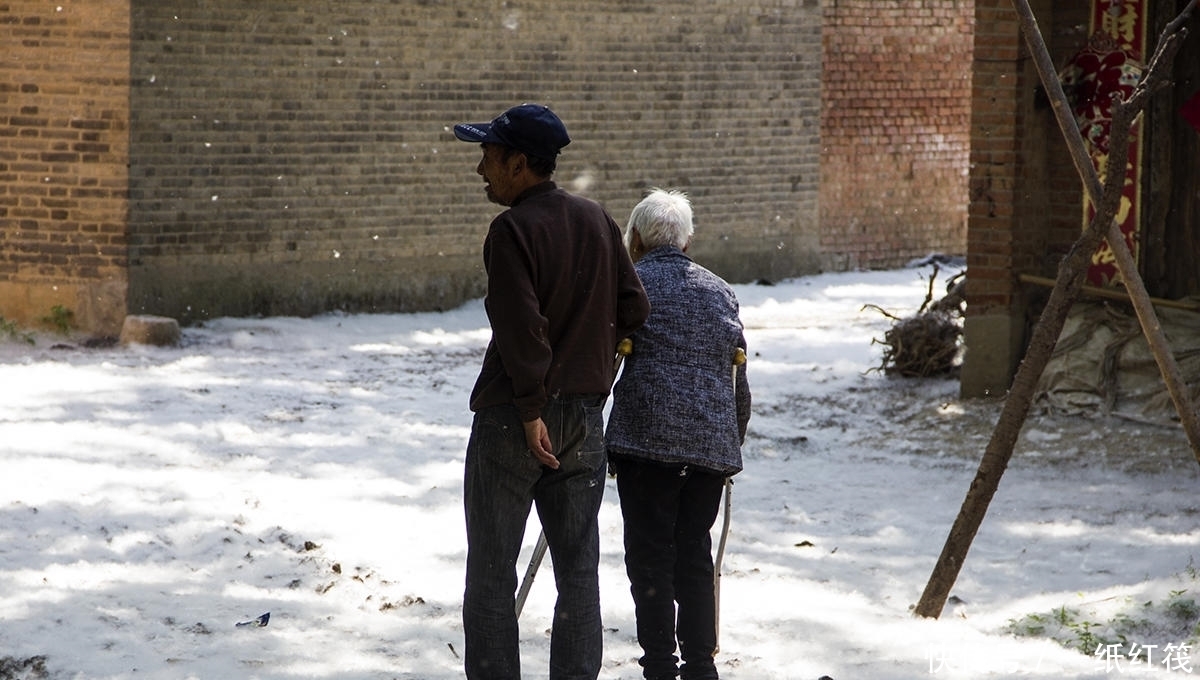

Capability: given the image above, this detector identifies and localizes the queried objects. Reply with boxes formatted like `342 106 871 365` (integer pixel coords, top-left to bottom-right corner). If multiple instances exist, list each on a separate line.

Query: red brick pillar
961 0 1089 397
961 0 1042 397
0 0 131 337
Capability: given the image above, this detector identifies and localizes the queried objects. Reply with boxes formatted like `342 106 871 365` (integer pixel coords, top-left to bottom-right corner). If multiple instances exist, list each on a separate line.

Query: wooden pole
1088 3 1200 467
1016 0 1200 460
1017 274 1200 312
913 0 1198 619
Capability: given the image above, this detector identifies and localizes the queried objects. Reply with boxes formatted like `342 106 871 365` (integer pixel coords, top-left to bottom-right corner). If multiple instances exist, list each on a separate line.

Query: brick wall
819 0 974 270
127 0 825 323
0 0 131 335
3 0 978 333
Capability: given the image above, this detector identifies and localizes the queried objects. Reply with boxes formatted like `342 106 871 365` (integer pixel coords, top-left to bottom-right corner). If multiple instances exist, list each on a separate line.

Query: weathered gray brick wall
4 0 973 333
128 0 825 323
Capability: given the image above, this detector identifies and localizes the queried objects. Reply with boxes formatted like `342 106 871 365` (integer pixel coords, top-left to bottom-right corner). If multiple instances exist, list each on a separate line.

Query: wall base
960 312 1025 398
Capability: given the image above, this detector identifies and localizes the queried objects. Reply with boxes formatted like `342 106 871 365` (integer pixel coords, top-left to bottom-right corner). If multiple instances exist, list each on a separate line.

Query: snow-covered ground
1 265 1197 680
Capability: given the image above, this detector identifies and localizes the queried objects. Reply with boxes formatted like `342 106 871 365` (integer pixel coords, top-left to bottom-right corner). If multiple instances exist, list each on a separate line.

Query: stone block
119 315 181 347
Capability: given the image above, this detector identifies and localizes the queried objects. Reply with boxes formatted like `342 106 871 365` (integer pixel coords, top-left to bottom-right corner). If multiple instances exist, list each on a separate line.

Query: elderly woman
606 189 751 680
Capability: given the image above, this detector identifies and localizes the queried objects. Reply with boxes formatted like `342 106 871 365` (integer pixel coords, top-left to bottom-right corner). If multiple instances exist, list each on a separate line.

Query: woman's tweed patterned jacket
605 245 751 475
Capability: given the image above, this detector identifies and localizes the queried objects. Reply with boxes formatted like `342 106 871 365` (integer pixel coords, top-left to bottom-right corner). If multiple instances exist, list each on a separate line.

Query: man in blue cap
453 103 649 680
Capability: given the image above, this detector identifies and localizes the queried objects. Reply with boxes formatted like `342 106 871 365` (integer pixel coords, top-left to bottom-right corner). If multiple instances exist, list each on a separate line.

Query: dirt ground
804 370 1199 477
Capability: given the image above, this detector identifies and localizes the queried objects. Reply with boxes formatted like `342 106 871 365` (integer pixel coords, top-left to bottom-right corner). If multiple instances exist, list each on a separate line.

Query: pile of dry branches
865 264 966 378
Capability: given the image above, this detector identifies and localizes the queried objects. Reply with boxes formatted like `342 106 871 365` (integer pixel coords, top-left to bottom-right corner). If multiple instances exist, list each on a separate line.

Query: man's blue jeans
463 395 607 680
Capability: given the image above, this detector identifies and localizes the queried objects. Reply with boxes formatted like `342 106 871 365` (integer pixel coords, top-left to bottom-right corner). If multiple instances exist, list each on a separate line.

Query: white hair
626 188 694 251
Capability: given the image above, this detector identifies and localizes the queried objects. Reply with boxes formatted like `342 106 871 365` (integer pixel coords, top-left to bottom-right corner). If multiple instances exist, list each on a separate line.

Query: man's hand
523 417 558 469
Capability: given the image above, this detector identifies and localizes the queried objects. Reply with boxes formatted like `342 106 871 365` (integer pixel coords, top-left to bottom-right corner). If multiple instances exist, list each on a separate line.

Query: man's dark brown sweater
469 181 650 422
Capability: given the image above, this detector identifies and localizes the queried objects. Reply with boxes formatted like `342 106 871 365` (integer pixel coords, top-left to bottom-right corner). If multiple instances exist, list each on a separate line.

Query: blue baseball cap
453 103 571 160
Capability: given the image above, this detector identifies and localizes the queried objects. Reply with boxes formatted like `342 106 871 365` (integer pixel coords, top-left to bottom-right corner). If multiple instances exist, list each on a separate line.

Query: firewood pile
865 265 966 378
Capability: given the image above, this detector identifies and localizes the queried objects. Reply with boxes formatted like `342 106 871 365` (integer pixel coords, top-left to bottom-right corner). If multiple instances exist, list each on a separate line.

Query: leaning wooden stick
1015 0 1200 463
514 533 548 618
1017 274 1200 312
913 0 1198 620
